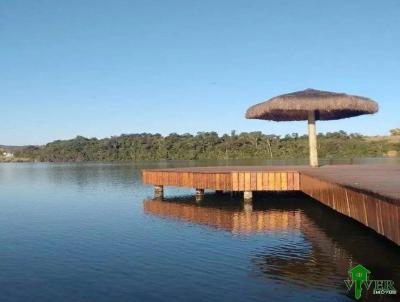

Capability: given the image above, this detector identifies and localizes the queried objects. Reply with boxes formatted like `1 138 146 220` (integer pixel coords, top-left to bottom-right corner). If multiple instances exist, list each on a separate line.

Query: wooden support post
154 185 164 199
308 111 319 167
195 188 204 202
243 191 253 201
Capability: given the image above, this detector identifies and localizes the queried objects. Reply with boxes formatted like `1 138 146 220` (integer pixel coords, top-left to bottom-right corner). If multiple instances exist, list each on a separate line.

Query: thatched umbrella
245 89 378 167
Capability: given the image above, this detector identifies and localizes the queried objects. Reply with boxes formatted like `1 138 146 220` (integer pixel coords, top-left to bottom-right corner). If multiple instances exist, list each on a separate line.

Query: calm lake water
0 159 399 302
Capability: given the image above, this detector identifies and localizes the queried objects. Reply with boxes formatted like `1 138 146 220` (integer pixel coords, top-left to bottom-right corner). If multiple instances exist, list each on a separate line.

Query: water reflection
144 196 302 234
1 162 399 302
144 193 400 301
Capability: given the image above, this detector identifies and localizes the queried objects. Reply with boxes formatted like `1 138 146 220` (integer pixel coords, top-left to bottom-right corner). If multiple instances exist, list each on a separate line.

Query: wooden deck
142 164 400 245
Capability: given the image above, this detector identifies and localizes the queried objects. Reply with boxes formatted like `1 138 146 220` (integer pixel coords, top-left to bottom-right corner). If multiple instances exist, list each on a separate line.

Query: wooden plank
262 172 269 190
281 172 288 191
160 172 165 185
193 173 200 189
268 173 275 190
294 172 300 190
203 173 207 189
174 172 178 186
256 172 263 191
185 172 190 187
244 172 251 191
238 173 245 191
275 173 281 191
207 173 213 189
287 172 293 190
232 172 239 191
189 173 194 187
216 173 221 189
179 172 184 186
211 173 217 189
225 173 232 191
337 186 349 216
250 173 257 191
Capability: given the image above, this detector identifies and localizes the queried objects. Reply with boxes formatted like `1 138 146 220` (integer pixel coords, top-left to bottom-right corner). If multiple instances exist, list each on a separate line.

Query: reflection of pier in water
253 207 353 290
143 196 400 297
143 196 352 284
253 198 400 299
143 198 301 234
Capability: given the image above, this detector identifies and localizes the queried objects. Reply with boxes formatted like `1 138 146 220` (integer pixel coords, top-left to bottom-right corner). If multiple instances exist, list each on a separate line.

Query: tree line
14 131 398 162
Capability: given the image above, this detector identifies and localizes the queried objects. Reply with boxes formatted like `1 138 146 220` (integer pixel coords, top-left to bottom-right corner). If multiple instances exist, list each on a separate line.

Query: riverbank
0 157 32 163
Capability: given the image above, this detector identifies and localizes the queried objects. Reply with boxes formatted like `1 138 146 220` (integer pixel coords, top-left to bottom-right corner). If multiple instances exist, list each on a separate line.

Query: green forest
14 131 399 162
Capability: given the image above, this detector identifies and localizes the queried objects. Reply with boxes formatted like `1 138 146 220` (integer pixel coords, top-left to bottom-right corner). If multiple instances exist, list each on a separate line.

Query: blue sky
1 0 399 145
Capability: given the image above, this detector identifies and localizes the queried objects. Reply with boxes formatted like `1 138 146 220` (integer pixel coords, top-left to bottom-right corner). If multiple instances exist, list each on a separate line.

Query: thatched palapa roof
245 89 378 121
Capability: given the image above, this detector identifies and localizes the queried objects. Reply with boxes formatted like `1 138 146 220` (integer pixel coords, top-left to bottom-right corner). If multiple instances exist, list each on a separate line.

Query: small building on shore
2 151 14 158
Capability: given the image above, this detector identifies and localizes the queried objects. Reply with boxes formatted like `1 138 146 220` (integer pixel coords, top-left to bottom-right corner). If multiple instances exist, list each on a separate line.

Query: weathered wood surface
300 165 400 203
301 173 400 245
143 169 300 191
143 165 400 202
143 164 400 245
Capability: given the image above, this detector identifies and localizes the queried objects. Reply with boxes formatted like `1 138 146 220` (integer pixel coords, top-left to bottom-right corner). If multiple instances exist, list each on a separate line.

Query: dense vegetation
14 131 399 162
390 128 400 136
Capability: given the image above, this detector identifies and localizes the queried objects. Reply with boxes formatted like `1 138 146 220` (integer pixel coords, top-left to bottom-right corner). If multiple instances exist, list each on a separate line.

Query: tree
390 128 400 136
14 131 393 162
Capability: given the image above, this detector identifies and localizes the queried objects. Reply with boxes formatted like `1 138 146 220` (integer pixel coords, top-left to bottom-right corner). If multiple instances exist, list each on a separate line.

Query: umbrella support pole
308 111 319 167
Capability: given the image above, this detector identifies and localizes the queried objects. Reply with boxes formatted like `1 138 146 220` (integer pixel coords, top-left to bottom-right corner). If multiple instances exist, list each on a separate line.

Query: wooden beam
195 188 205 202
154 185 164 199
244 191 253 201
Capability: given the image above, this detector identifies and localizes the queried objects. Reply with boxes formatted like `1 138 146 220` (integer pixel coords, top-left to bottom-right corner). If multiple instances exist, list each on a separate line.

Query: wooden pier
142 164 400 245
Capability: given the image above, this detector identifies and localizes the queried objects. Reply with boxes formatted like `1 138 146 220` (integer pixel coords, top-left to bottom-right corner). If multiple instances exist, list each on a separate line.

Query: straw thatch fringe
245 89 379 121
